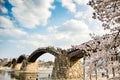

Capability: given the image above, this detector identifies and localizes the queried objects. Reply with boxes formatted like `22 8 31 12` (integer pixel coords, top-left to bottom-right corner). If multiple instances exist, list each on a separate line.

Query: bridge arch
11 58 17 68
12 58 17 64
68 49 85 61
0 59 2 62
4 61 12 67
17 55 27 63
27 47 59 62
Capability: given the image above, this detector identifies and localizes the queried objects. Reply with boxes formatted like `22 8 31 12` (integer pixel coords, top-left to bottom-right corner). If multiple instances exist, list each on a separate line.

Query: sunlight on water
0 70 16 80
0 67 52 80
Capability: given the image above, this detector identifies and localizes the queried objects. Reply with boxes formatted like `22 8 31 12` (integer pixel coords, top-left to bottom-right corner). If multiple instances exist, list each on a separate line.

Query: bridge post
15 63 22 70
67 59 82 79
52 49 82 79
20 59 38 72
20 59 28 71
11 58 17 69
52 54 70 79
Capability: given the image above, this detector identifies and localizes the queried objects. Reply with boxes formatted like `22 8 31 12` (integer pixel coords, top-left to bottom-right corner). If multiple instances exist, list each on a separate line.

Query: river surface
0 67 52 80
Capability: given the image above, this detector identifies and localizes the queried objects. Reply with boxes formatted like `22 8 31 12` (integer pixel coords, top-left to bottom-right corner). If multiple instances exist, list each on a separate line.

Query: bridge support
26 62 38 73
52 55 82 79
15 63 22 70
23 62 38 73
67 59 82 79
52 55 70 79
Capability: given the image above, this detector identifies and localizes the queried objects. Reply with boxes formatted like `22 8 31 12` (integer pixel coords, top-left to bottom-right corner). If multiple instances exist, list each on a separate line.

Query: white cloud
74 7 94 22
0 16 27 37
92 26 110 36
54 19 91 47
20 40 41 47
0 16 14 29
0 0 7 14
61 0 76 13
0 6 8 14
58 19 91 34
0 0 5 4
75 12 83 18
60 0 89 13
30 34 47 41
73 0 89 5
51 19 91 47
7 19 91 49
47 26 58 32
0 28 27 37
74 7 109 36
9 0 55 28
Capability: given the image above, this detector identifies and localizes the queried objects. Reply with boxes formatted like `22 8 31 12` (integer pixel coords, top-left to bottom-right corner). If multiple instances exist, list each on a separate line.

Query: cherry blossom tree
73 0 120 79
87 1 120 77
73 33 120 80
74 33 119 77
88 0 120 32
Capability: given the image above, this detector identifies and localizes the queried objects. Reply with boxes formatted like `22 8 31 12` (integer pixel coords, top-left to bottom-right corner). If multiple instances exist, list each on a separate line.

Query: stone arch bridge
7 46 84 79
26 47 84 79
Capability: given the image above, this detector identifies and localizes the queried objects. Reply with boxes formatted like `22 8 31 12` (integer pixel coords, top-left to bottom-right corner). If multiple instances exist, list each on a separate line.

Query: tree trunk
83 55 86 80
112 55 116 78
95 64 97 80
106 69 109 80
90 74 92 80
112 67 115 77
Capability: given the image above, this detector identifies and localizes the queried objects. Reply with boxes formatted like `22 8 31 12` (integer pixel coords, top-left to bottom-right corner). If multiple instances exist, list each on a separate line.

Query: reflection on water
0 70 16 80
0 67 52 80
12 72 38 80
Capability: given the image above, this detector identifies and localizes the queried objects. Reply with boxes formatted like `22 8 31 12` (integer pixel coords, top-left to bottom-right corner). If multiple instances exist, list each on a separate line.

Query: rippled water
0 70 16 80
0 67 52 80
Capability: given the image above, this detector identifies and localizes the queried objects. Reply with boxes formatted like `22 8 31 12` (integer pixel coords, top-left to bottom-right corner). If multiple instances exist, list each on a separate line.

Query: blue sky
0 0 107 61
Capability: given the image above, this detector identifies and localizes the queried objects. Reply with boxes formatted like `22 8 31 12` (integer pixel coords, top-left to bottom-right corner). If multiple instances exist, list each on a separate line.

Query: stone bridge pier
25 62 38 72
52 54 82 79
52 53 70 79
15 55 27 70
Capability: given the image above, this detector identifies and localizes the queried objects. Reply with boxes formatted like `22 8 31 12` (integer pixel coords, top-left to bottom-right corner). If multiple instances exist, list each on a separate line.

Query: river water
0 67 52 80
